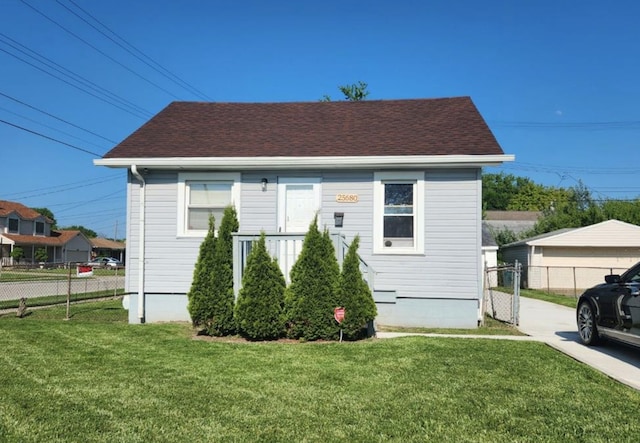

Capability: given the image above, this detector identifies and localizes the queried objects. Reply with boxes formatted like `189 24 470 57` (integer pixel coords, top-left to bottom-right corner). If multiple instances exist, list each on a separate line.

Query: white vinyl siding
124 167 483 327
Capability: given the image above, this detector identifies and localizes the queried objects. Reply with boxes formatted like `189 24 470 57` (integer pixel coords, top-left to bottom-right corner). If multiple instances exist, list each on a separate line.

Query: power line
4 175 123 200
0 46 150 119
59 0 211 101
0 90 118 144
490 120 640 130
20 0 183 100
0 105 108 150
0 32 152 118
0 118 101 156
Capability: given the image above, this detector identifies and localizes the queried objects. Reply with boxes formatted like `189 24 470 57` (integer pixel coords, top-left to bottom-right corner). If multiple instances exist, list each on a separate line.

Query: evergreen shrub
235 233 286 340
285 216 340 340
337 236 377 340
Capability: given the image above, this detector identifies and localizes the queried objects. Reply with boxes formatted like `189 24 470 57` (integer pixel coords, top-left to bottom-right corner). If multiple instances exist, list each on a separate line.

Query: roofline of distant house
94 154 515 170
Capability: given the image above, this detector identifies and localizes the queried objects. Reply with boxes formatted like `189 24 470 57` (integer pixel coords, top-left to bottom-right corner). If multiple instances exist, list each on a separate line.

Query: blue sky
1 0 639 237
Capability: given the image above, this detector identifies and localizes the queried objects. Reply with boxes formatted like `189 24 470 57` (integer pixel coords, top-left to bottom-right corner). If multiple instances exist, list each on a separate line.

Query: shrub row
188 209 376 341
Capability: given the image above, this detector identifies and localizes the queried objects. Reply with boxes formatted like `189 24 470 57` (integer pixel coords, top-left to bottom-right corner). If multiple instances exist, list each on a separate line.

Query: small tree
187 215 218 329
337 236 377 340
285 216 340 340
235 233 286 340
35 247 48 263
11 247 24 264
206 206 239 336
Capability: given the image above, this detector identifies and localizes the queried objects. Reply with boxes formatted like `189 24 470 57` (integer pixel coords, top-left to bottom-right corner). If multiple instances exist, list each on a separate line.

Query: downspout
131 165 146 324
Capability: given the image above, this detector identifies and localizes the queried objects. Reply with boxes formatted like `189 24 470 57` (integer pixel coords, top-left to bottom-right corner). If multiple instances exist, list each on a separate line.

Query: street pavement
377 296 640 391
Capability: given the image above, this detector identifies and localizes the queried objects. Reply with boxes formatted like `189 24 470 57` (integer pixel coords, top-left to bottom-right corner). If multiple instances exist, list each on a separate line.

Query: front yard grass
1 303 639 442
377 314 524 335
520 288 578 308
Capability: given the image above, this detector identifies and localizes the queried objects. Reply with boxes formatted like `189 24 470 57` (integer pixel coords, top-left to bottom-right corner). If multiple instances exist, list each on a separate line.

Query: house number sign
336 193 359 203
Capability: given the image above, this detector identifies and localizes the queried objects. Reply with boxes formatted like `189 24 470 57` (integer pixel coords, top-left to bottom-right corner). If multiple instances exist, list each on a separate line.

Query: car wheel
577 301 600 346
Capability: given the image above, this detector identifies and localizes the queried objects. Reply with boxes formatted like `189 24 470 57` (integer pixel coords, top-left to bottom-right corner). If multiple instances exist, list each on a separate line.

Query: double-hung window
373 172 424 254
177 172 240 236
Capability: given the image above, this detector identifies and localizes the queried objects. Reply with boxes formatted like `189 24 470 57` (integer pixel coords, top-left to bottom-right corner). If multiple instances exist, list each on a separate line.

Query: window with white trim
177 172 240 236
373 172 424 254
8 218 19 233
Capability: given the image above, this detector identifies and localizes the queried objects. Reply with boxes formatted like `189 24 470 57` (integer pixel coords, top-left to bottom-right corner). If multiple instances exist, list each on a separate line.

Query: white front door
277 178 321 233
277 178 321 280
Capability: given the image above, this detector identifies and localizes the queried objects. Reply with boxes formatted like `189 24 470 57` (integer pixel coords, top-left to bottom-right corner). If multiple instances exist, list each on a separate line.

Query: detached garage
501 220 640 293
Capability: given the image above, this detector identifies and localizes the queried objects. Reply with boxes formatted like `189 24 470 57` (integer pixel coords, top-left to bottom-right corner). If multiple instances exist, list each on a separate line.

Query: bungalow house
0 200 92 265
95 97 514 327
501 219 640 293
90 237 126 262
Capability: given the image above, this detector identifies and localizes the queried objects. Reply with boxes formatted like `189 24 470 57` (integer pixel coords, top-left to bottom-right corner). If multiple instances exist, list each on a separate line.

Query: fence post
514 260 521 326
66 263 71 320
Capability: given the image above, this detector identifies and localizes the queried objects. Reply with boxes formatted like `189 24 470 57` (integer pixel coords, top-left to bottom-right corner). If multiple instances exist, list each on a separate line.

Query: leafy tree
339 81 369 101
285 216 341 340
235 233 286 340
34 247 48 262
206 206 239 336
60 225 97 238
11 247 23 263
336 236 377 340
187 215 218 329
482 173 533 211
321 81 370 102
506 182 571 212
31 207 56 227
600 199 640 225
529 183 603 235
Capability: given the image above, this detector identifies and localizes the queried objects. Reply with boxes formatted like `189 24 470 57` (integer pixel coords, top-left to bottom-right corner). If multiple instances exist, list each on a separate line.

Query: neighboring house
484 210 542 235
95 97 514 327
91 237 126 262
0 200 92 265
501 219 640 292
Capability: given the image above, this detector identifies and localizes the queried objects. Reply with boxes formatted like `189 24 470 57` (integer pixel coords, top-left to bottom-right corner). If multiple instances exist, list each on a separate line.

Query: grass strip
0 305 639 442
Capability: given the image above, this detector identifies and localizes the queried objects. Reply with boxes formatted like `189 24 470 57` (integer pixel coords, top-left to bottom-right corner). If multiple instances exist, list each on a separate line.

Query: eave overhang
95 154 515 170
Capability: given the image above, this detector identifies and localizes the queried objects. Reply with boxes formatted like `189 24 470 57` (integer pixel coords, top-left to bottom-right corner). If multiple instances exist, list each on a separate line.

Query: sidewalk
377 296 640 391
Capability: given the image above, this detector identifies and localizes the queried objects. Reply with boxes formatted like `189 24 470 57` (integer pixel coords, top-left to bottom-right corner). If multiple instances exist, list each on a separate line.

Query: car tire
577 301 600 346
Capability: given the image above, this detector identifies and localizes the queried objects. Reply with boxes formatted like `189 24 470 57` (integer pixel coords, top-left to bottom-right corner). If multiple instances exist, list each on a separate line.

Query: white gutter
130 165 146 324
95 154 515 170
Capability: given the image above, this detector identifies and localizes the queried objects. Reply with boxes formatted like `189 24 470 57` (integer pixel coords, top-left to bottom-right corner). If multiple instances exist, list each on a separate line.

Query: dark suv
577 261 640 348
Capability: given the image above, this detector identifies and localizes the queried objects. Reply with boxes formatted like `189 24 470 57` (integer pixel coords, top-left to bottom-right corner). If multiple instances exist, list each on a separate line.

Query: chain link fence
483 261 521 325
524 265 629 297
0 262 125 321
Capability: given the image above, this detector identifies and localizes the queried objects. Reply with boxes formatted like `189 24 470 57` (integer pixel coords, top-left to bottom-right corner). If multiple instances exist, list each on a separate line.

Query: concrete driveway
517 296 640 391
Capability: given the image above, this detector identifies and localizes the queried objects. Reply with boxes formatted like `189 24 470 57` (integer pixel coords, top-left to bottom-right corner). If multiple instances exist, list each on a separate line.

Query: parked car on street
87 257 123 268
577 261 640 348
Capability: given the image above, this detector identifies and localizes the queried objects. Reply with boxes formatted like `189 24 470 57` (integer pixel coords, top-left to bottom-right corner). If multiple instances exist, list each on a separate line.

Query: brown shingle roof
0 200 50 221
103 97 504 159
2 230 83 247
90 237 125 250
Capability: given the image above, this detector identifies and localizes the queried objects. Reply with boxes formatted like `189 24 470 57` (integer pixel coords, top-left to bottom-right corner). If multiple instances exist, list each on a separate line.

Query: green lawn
0 267 124 282
520 288 578 308
1 302 639 442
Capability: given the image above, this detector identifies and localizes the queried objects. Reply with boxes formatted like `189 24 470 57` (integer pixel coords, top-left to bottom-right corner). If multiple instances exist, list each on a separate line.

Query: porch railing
232 232 375 297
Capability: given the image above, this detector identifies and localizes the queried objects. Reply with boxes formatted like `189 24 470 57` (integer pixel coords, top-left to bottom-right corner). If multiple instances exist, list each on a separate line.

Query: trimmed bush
187 216 218 329
337 236 377 340
235 233 286 340
285 216 341 340
206 205 239 336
